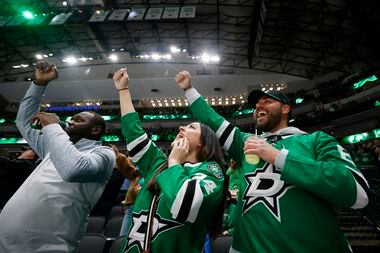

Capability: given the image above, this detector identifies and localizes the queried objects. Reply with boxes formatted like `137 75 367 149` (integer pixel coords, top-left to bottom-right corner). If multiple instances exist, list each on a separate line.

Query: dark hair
88 111 106 140
197 123 228 239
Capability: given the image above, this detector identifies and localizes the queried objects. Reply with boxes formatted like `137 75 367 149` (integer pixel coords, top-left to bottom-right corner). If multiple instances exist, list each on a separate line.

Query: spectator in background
175 70 370 253
91 167 125 218
112 147 145 236
108 144 145 236
113 68 227 253
0 61 115 253
0 146 39 208
221 191 237 236
226 158 241 199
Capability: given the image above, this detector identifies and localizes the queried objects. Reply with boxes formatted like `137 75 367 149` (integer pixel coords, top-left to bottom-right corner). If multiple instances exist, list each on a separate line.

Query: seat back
108 235 127 253
211 235 233 253
77 233 106 253
86 215 106 234
105 216 124 239
108 205 123 219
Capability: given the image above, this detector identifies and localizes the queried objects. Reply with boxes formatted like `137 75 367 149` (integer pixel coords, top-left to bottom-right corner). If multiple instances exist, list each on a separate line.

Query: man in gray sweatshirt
0 61 115 253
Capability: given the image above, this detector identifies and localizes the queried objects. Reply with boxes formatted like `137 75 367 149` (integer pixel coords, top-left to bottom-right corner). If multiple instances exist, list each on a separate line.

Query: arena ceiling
0 0 380 80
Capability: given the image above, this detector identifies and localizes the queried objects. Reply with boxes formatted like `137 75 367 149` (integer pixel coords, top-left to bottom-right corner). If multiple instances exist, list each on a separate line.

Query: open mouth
257 110 268 119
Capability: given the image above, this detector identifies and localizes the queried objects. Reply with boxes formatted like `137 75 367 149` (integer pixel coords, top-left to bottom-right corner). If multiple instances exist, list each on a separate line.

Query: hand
109 144 120 158
133 184 141 195
168 138 189 166
34 61 58 86
175 71 192 90
32 112 59 128
113 68 129 91
244 136 279 164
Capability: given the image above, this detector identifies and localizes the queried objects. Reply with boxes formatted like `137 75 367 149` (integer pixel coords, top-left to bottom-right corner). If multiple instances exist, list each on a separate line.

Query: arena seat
77 233 106 253
85 215 106 234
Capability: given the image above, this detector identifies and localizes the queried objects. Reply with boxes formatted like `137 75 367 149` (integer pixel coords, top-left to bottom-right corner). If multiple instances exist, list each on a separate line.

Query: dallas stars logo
242 163 294 222
126 209 183 251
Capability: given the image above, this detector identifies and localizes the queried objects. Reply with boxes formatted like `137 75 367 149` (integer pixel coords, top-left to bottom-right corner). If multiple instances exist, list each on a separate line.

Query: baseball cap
248 90 290 107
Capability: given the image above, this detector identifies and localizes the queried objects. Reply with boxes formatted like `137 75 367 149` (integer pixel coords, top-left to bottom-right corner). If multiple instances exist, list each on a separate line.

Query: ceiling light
151 54 160 60
108 54 118 62
62 1 68 6
201 54 210 63
35 54 43 60
64 56 77 64
170 46 180 53
22 11 34 20
211 55 220 62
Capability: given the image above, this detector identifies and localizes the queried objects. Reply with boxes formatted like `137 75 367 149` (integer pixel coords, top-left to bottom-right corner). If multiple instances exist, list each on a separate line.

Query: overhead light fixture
35 54 43 60
151 53 160 60
63 56 77 64
211 55 220 62
201 54 210 63
170 46 180 53
22 10 34 20
108 54 118 61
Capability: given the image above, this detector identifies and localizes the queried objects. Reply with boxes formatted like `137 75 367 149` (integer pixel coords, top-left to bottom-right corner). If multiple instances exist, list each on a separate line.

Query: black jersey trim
129 138 150 157
219 123 234 147
176 180 196 222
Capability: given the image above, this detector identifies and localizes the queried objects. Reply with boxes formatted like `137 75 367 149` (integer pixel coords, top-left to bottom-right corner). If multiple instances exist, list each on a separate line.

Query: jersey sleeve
156 161 224 223
186 88 249 166
121 112 166 178
281 131 369 208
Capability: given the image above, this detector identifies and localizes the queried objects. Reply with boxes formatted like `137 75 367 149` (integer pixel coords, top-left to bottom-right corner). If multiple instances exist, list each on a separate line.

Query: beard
255 109 282 132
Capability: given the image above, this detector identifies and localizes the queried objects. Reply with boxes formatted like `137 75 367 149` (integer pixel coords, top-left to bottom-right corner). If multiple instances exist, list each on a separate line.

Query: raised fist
175 71 192 90
34 61 58 86
113 68 130 91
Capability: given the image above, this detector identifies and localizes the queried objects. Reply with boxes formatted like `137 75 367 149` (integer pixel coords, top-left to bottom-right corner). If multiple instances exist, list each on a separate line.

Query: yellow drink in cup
245 153 260 164
245 129 260 164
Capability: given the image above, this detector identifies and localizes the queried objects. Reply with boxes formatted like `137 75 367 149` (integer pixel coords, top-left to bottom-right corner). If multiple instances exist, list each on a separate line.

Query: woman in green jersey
113 67 228 253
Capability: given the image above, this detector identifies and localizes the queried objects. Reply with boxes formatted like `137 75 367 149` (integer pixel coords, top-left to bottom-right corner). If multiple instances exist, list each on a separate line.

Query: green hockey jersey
120 112 224 253
185 89 369 253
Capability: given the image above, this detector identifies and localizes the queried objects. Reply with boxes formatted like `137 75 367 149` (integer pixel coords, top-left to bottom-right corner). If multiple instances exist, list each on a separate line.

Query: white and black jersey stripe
348 166 370 209
171 179 203 223
216 120 236 150
127 133 151 163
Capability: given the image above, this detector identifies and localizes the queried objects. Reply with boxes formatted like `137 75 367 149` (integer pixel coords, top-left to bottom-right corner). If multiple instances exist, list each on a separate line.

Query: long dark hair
198 123 228 239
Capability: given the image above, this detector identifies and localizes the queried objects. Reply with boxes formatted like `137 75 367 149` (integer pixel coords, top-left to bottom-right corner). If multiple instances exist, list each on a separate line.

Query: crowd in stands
0 62 379 252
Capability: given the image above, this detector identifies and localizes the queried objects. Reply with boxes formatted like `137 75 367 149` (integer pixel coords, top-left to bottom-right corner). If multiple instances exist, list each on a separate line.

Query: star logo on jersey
242 163 294 222
126 209 183 251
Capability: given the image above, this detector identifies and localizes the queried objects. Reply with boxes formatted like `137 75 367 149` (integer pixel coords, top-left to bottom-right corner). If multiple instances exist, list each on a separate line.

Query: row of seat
86 216 123 239
77 234 233 253
77 234 125 253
